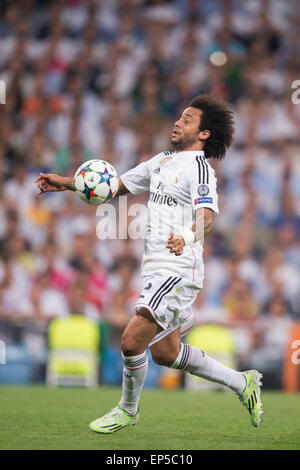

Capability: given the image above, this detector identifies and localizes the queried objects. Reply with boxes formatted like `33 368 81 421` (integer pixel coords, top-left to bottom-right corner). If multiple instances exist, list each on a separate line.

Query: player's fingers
38 182 49 192
35 173 50 183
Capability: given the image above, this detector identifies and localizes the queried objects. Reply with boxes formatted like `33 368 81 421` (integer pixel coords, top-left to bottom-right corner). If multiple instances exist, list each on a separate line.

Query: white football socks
171 343 246 394
119 351 148 416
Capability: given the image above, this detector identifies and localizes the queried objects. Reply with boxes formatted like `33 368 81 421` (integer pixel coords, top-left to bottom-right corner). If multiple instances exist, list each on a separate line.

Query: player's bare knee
120 333 140 357
151 340 181 367
151 352 168 366
151 349 176 367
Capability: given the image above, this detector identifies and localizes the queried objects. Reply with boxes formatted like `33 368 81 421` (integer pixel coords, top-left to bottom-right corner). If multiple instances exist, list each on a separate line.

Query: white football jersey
121 150 219 287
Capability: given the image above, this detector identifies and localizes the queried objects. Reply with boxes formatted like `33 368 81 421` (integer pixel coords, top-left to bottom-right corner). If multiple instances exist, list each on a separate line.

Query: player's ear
198 129 210 141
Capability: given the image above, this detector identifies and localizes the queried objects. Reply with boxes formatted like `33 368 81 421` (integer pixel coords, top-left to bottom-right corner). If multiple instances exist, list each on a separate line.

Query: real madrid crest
172 172 181 184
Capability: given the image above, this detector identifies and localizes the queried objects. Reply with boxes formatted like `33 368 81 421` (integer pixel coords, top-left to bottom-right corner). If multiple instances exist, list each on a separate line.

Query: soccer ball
73 159 119 205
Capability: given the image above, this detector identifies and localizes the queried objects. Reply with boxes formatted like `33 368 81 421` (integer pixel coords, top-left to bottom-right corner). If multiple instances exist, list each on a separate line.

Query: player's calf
170 343 246 396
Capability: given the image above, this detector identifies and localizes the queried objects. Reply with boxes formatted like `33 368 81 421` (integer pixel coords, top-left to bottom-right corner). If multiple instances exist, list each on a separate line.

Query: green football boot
239 370 264 427
89 405 139 434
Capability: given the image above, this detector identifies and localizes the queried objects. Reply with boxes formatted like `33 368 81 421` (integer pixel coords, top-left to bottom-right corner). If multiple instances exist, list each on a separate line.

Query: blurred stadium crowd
0 0 300 389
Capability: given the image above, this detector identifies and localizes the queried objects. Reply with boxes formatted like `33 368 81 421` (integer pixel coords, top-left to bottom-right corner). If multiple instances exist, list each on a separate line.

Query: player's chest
149 158 190 203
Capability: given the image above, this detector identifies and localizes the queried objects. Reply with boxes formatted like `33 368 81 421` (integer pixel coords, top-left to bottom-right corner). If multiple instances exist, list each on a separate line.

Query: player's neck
173 143 205 153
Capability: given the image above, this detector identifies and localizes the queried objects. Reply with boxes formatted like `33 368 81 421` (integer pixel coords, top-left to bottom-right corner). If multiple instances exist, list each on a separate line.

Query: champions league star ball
73 159 119 205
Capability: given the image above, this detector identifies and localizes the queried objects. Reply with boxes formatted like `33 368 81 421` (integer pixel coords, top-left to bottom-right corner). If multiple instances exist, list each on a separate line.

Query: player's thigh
121 307 162 356
150 327 181 367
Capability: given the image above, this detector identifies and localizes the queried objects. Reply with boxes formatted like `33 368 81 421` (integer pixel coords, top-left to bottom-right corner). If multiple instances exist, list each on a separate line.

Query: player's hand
34 173 74 195
166 232 184 256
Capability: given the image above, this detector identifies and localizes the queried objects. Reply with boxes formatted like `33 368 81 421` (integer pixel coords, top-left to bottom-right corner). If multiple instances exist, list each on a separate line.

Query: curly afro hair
189 94 235 159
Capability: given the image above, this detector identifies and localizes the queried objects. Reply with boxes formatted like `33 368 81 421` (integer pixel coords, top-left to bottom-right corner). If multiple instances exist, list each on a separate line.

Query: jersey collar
174 150 205 158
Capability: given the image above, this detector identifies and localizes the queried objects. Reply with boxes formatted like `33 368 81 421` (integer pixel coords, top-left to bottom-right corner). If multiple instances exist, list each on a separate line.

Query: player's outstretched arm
166 208 214 256
35 173 75 195
35 173 130 197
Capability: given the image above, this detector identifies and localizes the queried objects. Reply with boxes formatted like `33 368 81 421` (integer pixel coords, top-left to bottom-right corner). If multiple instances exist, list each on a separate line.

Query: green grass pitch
0 386 299 450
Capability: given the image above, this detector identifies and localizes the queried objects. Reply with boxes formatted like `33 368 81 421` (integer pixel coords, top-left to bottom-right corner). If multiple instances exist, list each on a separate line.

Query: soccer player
35 94 263 432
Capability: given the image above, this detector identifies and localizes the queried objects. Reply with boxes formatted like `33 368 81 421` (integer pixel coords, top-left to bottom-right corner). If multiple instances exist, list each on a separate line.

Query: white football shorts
135 275 200 347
